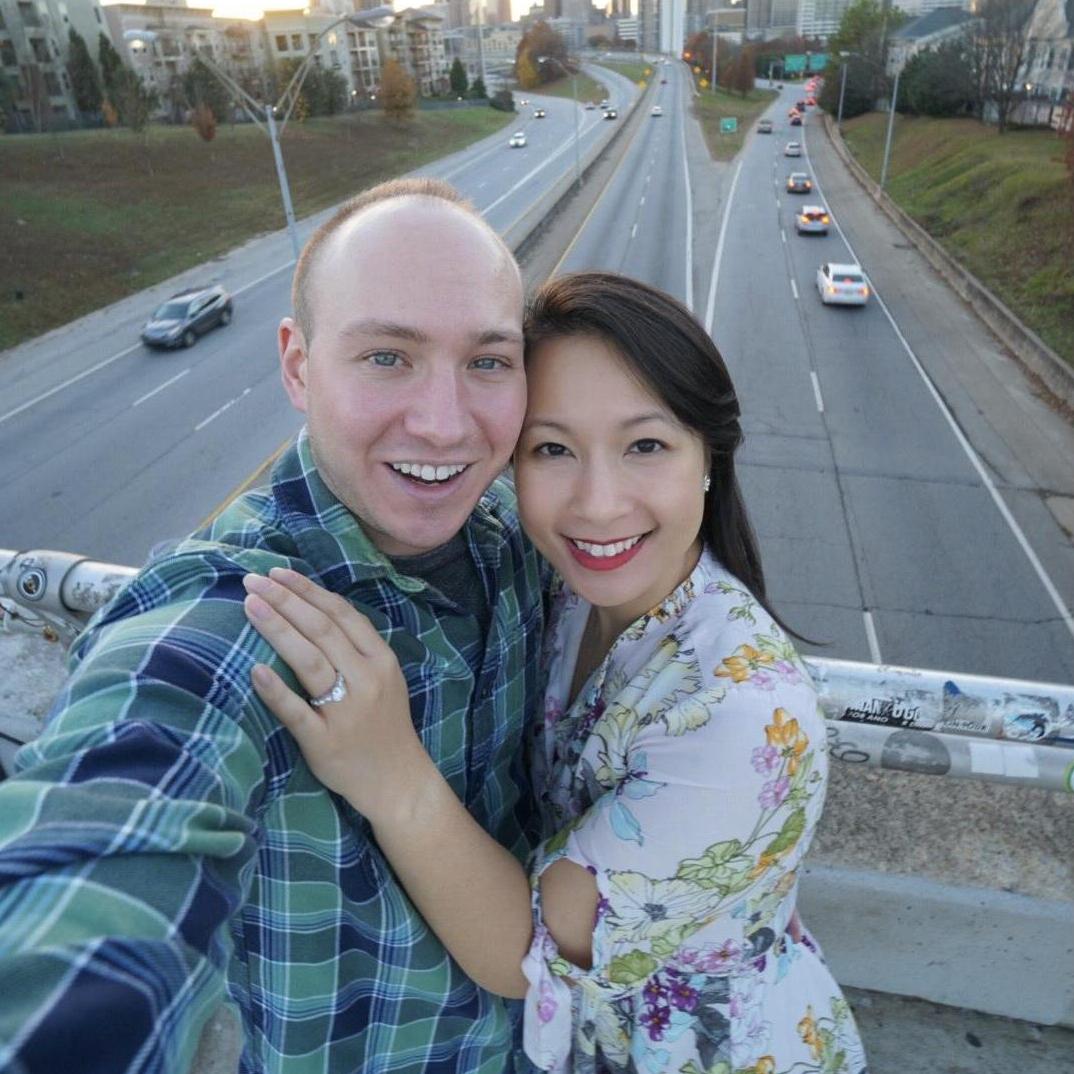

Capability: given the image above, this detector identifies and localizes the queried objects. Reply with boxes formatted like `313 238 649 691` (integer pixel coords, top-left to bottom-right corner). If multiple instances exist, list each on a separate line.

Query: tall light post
130 11 390 261
538 54 581 190
710 24 718 94
879 63 902 193
836 50 850 128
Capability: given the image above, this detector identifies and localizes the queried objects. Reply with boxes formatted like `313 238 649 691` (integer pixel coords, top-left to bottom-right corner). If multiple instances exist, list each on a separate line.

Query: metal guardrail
2 548 1073 791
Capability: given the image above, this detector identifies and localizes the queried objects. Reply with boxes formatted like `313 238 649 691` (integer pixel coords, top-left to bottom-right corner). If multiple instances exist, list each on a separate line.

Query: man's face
280 200 526 557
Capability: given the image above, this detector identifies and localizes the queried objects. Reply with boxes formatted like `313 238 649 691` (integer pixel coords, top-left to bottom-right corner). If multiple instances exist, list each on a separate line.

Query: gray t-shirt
388 533 491 637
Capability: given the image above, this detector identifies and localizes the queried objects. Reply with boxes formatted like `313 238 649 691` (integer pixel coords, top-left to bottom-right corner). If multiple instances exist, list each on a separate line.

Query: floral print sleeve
522 555 867 1074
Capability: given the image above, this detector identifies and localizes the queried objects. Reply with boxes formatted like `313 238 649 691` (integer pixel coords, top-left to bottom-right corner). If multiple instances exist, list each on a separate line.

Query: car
757 118 773 133
599 98 609 108
806 96 817 106
533 108 546 118
786 171 812 193
795 205 830 234
651 105 663 116
519 98 529 105
660 77 667 83
585 101 596 109
788 107 800 118
141 285 232 349
796 99 806 110
789 113 803 126
784 141 802 157
603 108 618 119
777 82 784 89
817 262 870 306
508 131 526 147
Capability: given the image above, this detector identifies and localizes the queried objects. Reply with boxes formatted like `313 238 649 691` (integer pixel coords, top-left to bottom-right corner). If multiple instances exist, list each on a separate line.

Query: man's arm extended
0 566 270 1074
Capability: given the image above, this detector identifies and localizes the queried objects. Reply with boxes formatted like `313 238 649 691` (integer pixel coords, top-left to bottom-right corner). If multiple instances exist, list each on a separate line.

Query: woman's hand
242 567 435 822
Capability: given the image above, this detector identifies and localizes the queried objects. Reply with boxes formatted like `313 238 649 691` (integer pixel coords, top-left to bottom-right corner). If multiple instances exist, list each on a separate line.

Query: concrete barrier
822 114 1074 410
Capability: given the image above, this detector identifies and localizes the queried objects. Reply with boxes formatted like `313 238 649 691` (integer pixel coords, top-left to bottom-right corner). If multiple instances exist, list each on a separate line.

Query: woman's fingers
243 580 351 699
266 567 389 658
251 663 321 740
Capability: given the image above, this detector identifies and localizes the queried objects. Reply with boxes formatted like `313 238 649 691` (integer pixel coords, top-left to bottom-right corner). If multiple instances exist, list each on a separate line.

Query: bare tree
965 0 1035 133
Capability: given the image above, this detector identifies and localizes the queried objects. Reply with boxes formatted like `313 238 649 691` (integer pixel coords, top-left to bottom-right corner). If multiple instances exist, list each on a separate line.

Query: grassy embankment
692 84 779 162
530 72 607 106
596 59 657 86
840 113 1074 370
0 106 513 351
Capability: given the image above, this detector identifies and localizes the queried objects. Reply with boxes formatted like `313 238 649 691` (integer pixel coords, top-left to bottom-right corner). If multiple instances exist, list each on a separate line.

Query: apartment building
0 0 109 126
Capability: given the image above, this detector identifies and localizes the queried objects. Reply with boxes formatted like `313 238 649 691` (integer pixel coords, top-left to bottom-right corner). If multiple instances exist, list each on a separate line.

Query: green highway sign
720 117 738 133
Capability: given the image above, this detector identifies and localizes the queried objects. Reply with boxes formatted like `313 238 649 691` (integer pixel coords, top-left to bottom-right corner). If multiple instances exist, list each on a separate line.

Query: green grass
692 85 778 162
841 113 1074 370
0 107 514 351
531 73 607 106
596 59 657 85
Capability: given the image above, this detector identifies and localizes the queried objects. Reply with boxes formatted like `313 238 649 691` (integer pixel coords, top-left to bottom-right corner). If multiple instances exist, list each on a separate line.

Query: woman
242 273 867 1074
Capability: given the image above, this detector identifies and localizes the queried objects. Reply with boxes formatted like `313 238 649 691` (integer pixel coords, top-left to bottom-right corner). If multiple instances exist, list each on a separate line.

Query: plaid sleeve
0 556 273 1074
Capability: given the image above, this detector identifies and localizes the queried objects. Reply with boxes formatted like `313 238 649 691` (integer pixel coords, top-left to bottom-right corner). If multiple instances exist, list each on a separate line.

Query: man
0 179 544 1074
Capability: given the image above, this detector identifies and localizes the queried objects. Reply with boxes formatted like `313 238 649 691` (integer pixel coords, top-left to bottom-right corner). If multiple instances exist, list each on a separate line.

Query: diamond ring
309 670 347 708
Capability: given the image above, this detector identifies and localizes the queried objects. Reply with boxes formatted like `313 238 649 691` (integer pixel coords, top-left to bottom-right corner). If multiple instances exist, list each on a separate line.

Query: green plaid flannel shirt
0 430 544 1074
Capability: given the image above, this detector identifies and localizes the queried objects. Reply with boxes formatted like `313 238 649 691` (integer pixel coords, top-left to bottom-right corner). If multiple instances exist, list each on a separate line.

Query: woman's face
516 333 707 625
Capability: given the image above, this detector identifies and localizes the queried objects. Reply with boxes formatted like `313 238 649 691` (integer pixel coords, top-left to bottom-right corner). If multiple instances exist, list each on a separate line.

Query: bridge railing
2 548 1072 790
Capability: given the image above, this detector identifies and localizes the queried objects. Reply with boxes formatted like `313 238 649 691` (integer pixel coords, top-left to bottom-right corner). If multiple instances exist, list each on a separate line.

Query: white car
651 105 663 117
817 262 870 306
508 131 526 148
784 141 802 157
795 205 830 234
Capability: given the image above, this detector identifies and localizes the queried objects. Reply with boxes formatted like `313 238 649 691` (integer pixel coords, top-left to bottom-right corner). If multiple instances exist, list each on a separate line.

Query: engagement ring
309 670 347 708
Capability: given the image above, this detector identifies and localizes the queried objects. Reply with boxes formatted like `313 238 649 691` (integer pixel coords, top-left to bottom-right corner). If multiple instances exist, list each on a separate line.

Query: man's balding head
291 178 518 345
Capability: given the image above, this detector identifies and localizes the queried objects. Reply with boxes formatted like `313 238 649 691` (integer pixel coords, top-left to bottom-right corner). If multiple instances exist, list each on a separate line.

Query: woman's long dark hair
525 271 808 642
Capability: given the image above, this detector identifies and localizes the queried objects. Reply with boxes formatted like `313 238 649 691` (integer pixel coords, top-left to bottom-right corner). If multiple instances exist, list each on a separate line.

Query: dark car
533 108 546 118
789 113 803 126
603 108 618 119
786 171 813 194
141 285 233 349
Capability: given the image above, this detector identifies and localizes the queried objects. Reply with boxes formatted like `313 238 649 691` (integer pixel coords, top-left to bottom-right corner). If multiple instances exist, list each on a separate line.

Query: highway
1 60 1072 686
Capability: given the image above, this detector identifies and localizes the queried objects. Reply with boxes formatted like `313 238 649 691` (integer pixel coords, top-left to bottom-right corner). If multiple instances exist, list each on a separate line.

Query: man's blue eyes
365 354 506 370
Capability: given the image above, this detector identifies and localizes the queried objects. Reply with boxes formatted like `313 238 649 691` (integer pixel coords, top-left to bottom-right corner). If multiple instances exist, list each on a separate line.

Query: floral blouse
521 550 868 1074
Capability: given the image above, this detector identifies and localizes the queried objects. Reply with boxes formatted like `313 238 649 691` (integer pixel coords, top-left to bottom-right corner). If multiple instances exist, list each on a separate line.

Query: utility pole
879 64 901 191
837 51 849 128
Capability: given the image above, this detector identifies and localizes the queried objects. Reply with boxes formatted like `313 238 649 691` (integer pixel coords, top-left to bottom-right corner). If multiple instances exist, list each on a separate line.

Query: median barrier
822 114 1074 410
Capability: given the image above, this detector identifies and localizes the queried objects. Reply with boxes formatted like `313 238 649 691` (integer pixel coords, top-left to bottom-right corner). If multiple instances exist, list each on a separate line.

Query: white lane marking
808 130 1074 644
0 260 292 428
703 159 744 335
863 610 882 663
678 80 695 312
790 278 799 301
195 387 251 432
480 131 588 217
631 222 638 239
776 198 781 209
640 195 646 206
0 342 141 426
133 368 190 408
781 228 787 244
810 370 824 412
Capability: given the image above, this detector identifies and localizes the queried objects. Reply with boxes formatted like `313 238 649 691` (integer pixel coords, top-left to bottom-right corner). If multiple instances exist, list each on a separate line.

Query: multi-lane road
2 60 1072 685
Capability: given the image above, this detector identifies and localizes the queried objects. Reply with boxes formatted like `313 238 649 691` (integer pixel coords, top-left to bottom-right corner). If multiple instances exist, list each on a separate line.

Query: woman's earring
703 475 711 493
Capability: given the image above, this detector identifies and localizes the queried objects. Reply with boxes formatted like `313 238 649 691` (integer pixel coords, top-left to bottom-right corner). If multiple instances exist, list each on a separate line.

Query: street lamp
878 63 902 193
537 54 581 190
131 12 391 261
836 50 850 129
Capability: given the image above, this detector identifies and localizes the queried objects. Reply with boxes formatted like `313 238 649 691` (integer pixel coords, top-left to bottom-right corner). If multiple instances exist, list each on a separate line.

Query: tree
111 67 157 132
900 42 975 117
965 0 1035 133
449 57 468 97
731 48 755 96
380 58 416 121
817 53 876 119
828 0 908 102
489 88 514 112
182 57 232 126
469 76 487 99
191 101 216 141
97 32 125 96
67 28 102 117
515 48 540 90
514 20 567 88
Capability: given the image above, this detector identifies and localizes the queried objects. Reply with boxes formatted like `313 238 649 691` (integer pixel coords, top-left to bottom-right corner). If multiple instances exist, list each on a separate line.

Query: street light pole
539 54 581 190
710 25 717 93
879 64 901 192
265 106 300 259
837 51 849 129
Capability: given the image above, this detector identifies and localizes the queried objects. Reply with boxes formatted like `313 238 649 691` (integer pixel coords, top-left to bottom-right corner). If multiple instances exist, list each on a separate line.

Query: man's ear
279 317 309 414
